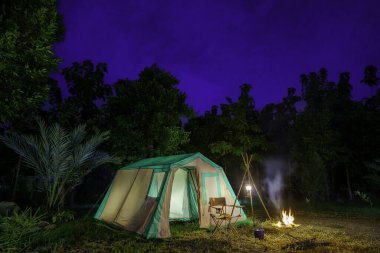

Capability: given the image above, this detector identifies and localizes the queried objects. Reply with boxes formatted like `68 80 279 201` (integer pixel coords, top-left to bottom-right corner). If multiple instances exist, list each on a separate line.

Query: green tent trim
201 172 222 204
145 170 171 238
187 171 199 219
94 184 113 219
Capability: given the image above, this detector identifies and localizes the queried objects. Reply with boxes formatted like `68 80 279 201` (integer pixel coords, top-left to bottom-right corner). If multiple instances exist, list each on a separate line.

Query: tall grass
0 208 45 253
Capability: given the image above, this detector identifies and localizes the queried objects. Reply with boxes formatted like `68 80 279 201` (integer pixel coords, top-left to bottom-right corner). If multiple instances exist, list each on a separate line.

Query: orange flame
273 208 300 228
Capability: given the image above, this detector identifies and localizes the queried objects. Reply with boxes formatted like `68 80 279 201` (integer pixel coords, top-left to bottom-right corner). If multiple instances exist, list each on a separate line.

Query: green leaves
0 0 63 124
0 208 46 253
106 64 192 161
361 65 379 88
208 84 269 159
1 119 118 210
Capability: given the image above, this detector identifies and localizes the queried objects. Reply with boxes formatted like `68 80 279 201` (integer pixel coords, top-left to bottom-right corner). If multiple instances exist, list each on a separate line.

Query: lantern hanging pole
229 160 248 222
248 161 254 222
247 166 272 221
228 153 250 228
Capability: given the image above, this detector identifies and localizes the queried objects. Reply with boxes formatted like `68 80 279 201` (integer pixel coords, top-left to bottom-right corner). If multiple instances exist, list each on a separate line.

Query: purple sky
54 0 380 114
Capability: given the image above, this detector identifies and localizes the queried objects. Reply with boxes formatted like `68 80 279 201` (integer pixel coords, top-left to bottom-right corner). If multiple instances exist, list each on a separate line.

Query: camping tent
94 152 247 238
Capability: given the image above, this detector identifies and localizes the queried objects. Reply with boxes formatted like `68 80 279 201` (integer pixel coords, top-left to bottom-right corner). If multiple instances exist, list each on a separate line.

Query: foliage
158 126 191 155
0 0 63 124
189 84 268 168
0 208 46 253
290 69 346 200
361 65 379 90
106 64 192 161
185 106 222 159
259 87 301 155
52 210 75 224
293 149 329 200
61 60 112 124
1 119 117 210
43 61 112 131
210 84 268 159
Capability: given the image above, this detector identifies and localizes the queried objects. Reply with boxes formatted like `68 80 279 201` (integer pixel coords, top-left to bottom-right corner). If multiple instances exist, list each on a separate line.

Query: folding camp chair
208 197 244 234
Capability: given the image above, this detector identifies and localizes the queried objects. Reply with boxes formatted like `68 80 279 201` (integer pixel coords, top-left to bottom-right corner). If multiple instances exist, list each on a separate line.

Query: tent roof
120 152 222 170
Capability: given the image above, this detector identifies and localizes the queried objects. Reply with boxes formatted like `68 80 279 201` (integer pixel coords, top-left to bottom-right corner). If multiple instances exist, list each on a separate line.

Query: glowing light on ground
273 209 300 228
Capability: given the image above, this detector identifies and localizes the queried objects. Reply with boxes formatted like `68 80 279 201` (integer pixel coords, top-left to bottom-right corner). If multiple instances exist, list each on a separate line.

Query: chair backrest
209 197 226 207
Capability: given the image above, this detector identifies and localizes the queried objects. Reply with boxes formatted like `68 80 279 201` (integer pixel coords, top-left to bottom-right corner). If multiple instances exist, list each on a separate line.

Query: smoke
263 158 287 210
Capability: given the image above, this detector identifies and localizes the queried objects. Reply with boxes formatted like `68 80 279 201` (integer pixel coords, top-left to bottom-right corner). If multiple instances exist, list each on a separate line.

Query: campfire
273 209 300 228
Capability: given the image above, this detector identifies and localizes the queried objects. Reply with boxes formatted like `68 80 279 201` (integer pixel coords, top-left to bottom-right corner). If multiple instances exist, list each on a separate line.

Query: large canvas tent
94 152 247 238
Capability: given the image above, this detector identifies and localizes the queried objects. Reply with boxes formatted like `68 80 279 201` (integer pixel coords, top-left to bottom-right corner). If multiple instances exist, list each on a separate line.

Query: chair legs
210 216 224 235
210 217 239 235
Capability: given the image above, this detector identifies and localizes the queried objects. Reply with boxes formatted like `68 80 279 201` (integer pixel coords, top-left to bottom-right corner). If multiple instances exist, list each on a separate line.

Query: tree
0 0 64 124
1 119 117 211
106 64 192 161
259 87 301 155
361 65 379 95
209 84 268 161
185 105 222 158
291 110 332 200
291 69 340 200
60 60 112 127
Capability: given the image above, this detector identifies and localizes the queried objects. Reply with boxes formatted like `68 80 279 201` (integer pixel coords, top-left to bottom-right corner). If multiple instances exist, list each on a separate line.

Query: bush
52 210 75 224
0 208 46 253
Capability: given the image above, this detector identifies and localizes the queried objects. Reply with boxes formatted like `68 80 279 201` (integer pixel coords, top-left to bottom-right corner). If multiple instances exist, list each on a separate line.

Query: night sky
54 0 380 114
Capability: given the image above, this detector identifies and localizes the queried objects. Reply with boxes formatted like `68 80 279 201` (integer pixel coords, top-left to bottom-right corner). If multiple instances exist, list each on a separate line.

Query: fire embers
273 209 300 228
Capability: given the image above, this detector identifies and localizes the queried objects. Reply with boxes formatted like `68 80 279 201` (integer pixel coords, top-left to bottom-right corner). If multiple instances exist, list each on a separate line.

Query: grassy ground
30 202 380 253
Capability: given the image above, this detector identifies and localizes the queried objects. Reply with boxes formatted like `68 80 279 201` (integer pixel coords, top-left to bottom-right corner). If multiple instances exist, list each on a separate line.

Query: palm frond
1 132 41 170
1 119 115 210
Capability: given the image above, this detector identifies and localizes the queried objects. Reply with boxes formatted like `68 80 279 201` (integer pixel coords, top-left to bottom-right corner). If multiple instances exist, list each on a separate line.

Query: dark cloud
55 0 380 113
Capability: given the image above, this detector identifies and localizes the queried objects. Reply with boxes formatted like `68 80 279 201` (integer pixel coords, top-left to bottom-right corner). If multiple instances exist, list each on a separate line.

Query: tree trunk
346 167 353 201
11 156 21 201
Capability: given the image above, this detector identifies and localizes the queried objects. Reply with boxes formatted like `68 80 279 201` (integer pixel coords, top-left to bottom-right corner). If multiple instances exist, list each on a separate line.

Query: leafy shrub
0 208 46 253
52 210 75 224
1 119 118 211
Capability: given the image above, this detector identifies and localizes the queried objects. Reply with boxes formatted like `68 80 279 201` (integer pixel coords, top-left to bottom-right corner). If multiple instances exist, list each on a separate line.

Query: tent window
201 172 221 204
147 171 165 198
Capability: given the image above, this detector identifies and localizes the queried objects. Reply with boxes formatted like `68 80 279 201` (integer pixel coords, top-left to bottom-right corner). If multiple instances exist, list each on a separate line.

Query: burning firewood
272 209 300 228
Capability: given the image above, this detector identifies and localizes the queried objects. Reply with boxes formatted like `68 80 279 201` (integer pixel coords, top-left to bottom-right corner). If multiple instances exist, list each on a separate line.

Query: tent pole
228 164 248 227
245 154 255 222
228 154 250 227
247 167 272 221
248 164 254 222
